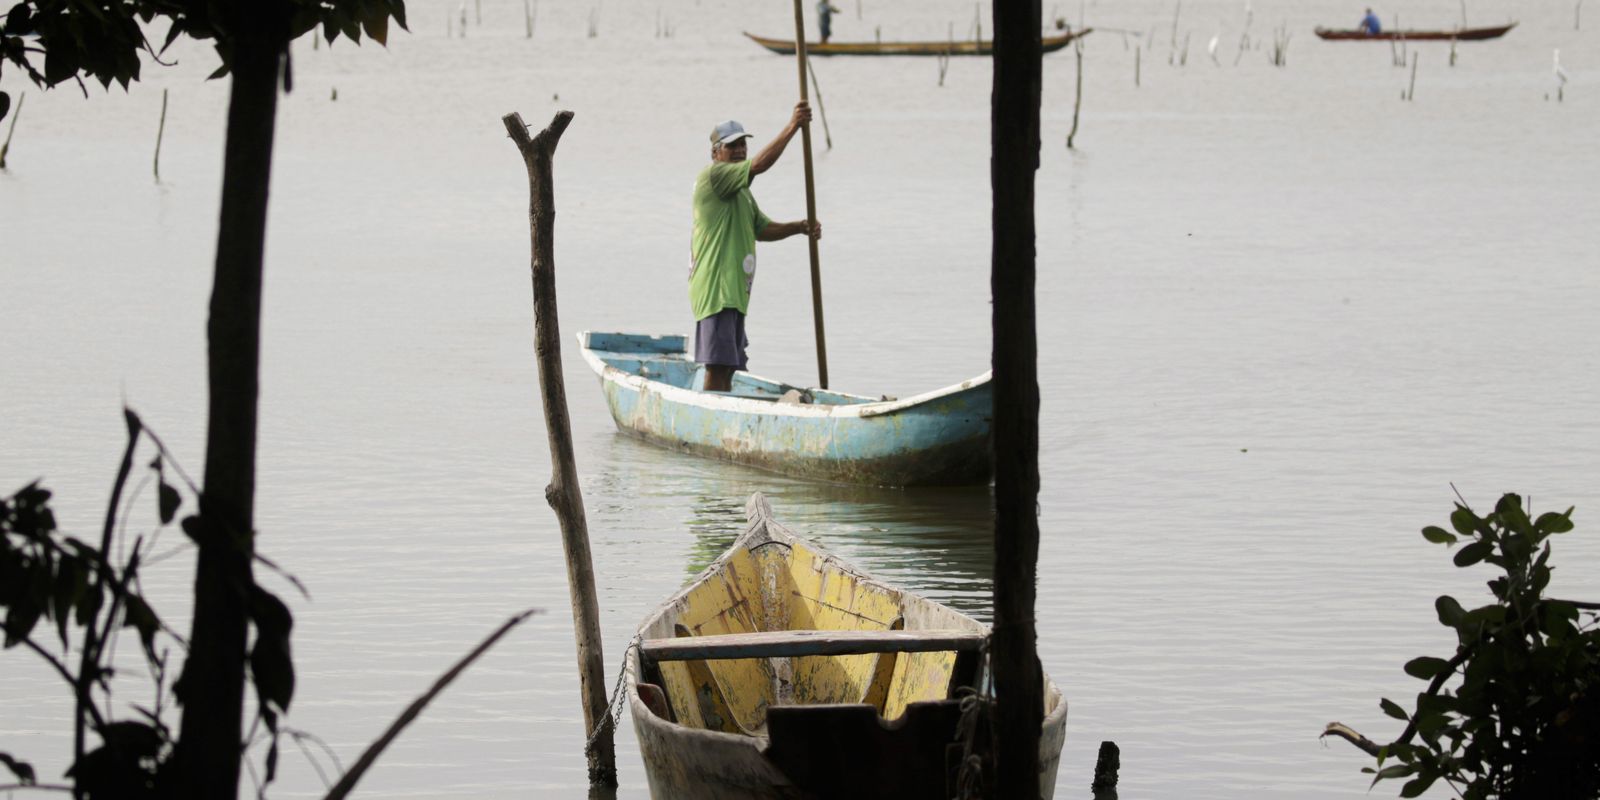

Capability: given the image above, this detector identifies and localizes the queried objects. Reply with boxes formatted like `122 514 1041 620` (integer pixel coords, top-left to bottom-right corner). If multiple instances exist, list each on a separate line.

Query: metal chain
584 633 643 754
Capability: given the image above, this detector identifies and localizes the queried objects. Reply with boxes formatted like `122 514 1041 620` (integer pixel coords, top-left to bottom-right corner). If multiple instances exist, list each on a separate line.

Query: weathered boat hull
579 332 992 487
1313 22 1516 40
626 494 1068 799
742 29 1090 56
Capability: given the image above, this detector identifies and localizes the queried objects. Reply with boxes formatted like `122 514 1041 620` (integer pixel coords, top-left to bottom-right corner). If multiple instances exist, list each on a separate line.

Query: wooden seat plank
641 629 984 663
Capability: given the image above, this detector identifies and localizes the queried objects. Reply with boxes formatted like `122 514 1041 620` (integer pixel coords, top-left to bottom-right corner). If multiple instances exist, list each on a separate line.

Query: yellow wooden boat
625 493 1068 799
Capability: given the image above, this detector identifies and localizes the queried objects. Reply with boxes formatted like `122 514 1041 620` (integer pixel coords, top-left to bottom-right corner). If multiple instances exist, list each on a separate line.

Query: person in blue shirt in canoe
817 1 842 43
1359 8 1382 34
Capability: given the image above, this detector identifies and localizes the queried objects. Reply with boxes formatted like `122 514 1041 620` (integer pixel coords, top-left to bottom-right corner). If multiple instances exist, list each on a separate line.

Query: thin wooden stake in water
501 109 617 788
1407 52 1418 101
806 58 834 150
791 0 830 389
992 0 1044 796
153 89 168 183
1067 40 1084 148
0 92 22 169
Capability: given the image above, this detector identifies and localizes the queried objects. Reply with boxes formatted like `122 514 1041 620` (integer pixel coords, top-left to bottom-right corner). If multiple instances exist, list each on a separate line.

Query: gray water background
2 0 1597 796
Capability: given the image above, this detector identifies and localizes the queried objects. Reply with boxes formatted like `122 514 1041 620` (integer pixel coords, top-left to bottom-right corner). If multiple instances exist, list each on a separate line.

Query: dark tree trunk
170 19 282 799
990 0 1043 798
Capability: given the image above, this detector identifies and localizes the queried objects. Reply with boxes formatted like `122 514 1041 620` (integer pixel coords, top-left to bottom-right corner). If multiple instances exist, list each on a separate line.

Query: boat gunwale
577 330 991 420
741 29 1091 56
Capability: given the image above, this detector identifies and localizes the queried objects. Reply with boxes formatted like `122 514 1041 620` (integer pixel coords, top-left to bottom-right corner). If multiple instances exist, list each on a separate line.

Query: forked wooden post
500 109 617 787
992 0 1044 797
790 0 830 389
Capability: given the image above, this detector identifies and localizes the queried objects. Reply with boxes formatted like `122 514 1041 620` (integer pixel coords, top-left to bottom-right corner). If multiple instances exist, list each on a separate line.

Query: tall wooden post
501 109 618 787
991 0 1044 797
790 0 830 389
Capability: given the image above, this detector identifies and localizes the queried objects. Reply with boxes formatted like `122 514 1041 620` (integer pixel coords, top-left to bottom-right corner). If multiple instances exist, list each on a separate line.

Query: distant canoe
627 493 1069 799
1313 22 1516 41
578 331 992 487
742 29 1091 56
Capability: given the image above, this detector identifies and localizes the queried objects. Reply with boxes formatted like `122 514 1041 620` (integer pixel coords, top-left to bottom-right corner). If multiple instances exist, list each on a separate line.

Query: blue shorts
694 308 748 370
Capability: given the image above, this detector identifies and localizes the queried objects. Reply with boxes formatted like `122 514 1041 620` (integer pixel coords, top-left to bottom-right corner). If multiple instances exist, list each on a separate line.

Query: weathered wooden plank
641 629 984 663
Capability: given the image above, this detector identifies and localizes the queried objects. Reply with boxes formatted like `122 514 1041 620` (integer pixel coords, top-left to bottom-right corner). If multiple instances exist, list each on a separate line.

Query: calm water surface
2 0 1597 797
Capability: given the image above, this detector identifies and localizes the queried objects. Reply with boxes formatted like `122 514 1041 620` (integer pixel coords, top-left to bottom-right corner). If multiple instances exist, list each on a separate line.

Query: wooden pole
790 0 830 389
992 0 1043 797
0 92 22 169
1066 40 1084 149
805 58 834 150
154 89 168 183
501 109 617 787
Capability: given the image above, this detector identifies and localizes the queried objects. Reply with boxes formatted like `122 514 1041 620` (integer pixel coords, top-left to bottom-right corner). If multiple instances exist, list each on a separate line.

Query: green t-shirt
689 160 771 321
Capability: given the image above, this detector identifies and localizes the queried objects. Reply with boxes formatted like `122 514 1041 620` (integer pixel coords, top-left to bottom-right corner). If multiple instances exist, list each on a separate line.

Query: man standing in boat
690 103 820 392
817 0 842 43
1359 8 1382 34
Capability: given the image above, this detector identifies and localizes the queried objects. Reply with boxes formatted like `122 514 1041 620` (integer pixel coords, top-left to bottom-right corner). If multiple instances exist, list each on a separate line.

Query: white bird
1208 32 1220 64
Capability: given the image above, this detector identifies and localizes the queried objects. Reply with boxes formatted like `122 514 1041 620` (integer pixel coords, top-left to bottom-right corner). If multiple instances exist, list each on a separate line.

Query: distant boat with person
742 28 1091 56
1313 22 1517 41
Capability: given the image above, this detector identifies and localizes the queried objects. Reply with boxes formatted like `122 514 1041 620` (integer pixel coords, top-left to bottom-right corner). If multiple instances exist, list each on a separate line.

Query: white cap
710 120 752 147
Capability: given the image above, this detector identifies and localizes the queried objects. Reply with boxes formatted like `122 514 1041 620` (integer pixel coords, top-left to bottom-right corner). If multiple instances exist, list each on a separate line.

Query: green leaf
1435 596 1467 628
1450 507 1480 536
1399 772 1439 797
1369 762 1417 788
1536 508 1574 534
1494 493 1530 533
157 482 180 525
360 7 389 45
0 751 36 785
0 92 9 123
1404 656 1453 680
1462 604 1505 626
1453 541 1492 567
1421 526 1457 544
249 586 295 713
122 594 161 660
390 0 410 31
1381 697 1410 721
5 588 43 648
52 558 79 649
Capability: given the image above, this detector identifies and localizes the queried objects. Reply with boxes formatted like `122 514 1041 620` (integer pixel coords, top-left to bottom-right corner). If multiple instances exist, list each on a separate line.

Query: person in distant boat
1359 8 1382 34
817 1 842 43
690 103 821 393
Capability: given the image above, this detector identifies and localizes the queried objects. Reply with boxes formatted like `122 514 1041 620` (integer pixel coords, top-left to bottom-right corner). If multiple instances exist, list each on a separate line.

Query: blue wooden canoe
578 332 992 487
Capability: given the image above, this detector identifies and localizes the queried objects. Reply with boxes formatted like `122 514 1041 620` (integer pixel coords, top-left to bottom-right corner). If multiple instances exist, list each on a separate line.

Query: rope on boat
953 637 995 800
585 634 643 755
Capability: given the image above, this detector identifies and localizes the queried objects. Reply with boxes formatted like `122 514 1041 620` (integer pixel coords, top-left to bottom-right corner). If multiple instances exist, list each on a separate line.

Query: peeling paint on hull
626 494 1068 799
578 331 993 487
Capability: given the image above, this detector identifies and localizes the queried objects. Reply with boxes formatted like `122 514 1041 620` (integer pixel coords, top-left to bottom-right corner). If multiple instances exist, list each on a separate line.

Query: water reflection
591 431 997 620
